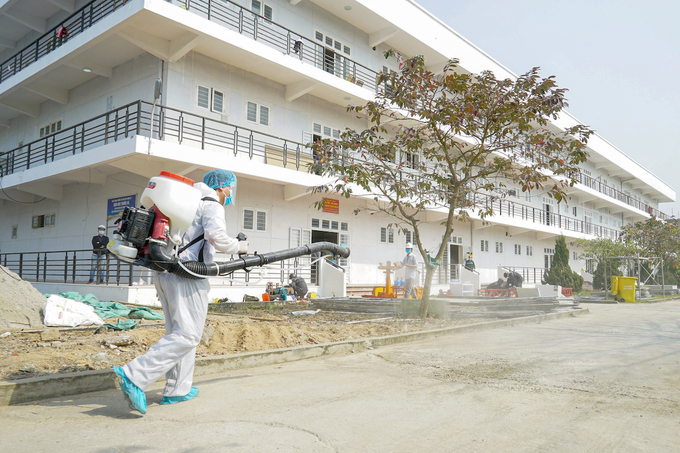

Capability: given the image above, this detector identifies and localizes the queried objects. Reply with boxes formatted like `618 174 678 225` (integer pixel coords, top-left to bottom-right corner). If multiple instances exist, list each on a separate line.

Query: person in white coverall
114 169 247 414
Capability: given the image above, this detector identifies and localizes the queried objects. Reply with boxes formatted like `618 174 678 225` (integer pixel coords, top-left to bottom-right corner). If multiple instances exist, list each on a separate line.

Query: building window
312 218 343 231
573 206 577 216
32 215 45 229
405 230 412 244
243 208 267 232
197 85 210 109
495 242 504 253
11 225 17 239
480 240 489 252
526 245 533 256
514 244 521 255
381 227 394 244
252 0 273 21
313 122 341 140
212 90 224 113
39 120 62 138
246 101 269 126
44 214 56 227
197 86 224 113
573 252 577 260
586 259 594 273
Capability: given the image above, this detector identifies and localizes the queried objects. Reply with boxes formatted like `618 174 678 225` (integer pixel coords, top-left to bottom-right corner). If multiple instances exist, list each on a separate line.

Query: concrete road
2 302 680 452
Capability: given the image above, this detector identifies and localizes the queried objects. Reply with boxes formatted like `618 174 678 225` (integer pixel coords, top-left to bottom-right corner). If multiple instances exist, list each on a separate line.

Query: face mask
406 249 411 253
222 185 234 206
98 230 105 235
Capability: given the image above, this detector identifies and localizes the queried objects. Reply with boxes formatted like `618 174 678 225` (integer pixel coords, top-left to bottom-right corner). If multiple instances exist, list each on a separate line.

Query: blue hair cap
203 169 236 189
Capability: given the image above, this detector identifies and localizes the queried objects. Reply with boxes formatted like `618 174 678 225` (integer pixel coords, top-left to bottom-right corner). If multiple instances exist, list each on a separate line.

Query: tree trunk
418 265 436 318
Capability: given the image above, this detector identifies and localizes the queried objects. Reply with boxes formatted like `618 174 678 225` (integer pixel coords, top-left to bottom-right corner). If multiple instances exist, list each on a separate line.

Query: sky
416 0 680 217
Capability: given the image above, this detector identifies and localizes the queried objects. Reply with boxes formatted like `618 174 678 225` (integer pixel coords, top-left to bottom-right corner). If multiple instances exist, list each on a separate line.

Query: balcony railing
0 0 125 85
0 100 316 176
467 192 620 239
575 172 669 220
0 0 379 91
0 100 620 241
0 248 313 287
0 100 144 176
174 0 378 92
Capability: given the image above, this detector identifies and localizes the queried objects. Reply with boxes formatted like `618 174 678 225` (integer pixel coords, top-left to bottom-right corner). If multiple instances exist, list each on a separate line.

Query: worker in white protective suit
114 169 247 414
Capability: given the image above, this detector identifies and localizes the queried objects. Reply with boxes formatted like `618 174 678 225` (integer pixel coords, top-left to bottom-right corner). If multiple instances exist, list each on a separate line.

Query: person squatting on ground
89 225 108 284
114 169 248 414
504 271 524 288
398 242 418 299
287 273 309 298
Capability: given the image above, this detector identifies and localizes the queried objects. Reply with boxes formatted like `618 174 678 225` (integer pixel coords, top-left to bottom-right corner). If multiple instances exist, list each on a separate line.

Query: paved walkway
2 302 679 452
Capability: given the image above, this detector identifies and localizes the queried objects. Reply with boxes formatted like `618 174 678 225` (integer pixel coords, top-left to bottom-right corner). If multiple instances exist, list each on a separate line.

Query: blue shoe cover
113 366 147 414
160 387 199 405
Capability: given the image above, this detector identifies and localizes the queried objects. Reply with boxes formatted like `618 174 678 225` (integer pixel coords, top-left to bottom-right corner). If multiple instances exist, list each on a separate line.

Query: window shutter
243 209 254 230
259 106 269 126
301 229 312 266
212 90 224 113
339 233 350 267
247 102 257 122
197 86 210 109
264 4 273 20
251 0 261 14
256 211 266 231
289 227 301 248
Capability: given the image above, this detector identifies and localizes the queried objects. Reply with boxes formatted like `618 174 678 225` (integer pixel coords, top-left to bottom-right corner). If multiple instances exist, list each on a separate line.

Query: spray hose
145 241 349 280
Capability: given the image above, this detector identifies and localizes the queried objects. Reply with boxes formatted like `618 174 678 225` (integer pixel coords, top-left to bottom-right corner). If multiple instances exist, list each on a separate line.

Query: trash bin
611 276 637 302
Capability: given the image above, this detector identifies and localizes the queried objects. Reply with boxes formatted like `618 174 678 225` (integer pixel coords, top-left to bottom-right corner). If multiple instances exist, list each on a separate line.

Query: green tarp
98 319 138 332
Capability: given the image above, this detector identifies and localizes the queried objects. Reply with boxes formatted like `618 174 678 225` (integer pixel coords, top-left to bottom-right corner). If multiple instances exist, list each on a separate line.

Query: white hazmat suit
123 182 240 397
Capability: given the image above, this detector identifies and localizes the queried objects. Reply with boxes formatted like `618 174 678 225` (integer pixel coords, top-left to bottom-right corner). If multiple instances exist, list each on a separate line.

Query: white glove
238 241 249 254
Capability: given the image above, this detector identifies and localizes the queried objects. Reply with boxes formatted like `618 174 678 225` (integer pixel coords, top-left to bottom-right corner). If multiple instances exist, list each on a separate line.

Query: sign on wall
322 198 339 214
107 195 137 220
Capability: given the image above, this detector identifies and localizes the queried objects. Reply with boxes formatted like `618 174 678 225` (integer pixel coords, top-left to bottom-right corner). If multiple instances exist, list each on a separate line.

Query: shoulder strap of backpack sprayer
177 197 222 262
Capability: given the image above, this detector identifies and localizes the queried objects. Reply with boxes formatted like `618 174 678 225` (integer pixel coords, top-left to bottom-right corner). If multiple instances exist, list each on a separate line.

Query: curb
0 308 589 406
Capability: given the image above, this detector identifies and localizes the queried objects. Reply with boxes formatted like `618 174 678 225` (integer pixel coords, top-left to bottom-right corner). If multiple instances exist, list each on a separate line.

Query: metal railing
0 0 379 91
0 0 125 84
575 172 669 220
501 266 546 285
0 100 622 241
0 100 143 176
0 249 134 285
0 100 316 176
173 0 378 92
465 192 621 239
0 248 313 287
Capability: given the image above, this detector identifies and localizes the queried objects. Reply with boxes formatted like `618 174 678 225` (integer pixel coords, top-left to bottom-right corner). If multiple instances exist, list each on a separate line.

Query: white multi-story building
0 0 674 301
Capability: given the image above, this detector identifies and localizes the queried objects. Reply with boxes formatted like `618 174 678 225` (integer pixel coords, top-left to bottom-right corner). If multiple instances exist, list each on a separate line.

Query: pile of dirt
0 304 485 381
0 265 45 329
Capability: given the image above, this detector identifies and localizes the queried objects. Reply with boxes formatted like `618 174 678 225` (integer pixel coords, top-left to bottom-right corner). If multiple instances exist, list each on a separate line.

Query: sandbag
43 295 104 327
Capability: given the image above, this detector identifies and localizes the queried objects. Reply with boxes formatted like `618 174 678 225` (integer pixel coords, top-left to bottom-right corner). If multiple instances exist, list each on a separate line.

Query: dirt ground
0 302 483 381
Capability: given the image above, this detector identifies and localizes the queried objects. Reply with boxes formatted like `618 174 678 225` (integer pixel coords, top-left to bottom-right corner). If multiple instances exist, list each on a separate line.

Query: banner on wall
322 198 339 214
106 195 137 230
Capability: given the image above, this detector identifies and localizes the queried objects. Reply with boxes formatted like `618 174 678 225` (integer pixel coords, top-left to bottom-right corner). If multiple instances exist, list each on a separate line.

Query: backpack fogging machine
107 171 350 279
